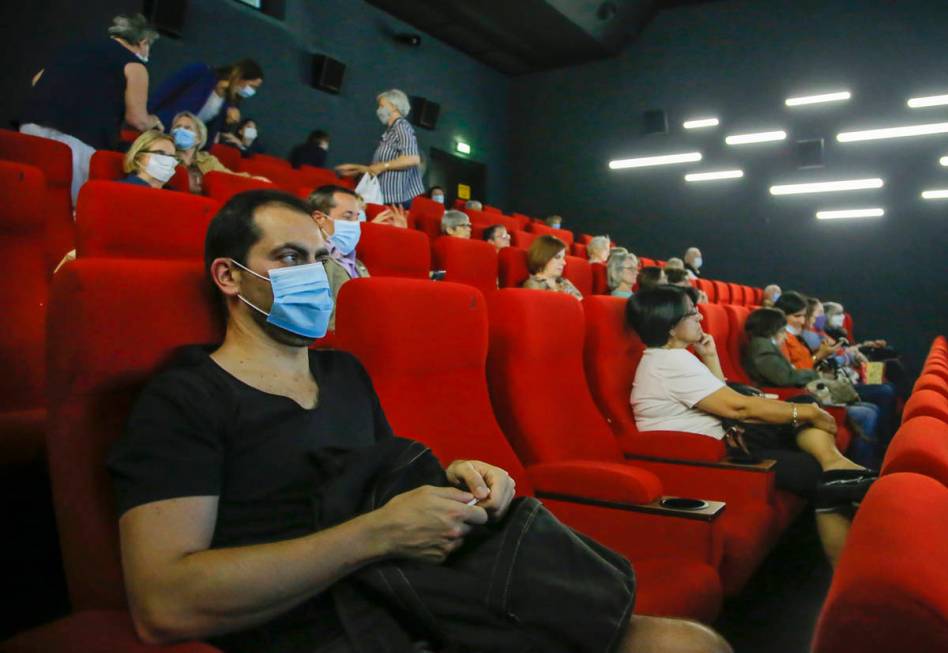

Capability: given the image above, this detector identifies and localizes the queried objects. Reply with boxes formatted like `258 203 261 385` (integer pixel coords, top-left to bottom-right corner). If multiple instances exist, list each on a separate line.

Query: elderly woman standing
606 248 639 298
336 89 424 208
21 13 163 204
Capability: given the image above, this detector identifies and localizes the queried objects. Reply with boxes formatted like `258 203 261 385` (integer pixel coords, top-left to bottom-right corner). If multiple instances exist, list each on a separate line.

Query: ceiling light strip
608 152 702 169
837 122 948 142
921 189 948 199
907 94 948 108
684 169 744 182
725 131 787 145
785 91 851 106
769 178 883 195
816 208 884 220
683 118 719 129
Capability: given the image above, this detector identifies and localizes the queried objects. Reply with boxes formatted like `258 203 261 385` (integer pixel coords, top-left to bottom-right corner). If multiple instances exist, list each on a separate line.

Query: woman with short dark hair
628 287 873 564
522 235 582 299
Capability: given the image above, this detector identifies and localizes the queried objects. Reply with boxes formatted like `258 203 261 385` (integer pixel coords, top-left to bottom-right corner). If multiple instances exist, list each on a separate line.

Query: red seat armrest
617 431 726 462
527 460 663 504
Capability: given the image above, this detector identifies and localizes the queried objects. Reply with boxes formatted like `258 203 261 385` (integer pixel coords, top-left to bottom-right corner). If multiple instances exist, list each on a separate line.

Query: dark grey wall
508 0 948 369
0 0 510 205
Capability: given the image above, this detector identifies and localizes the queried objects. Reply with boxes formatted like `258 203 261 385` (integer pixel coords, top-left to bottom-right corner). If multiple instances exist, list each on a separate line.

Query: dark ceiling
365 0 722 75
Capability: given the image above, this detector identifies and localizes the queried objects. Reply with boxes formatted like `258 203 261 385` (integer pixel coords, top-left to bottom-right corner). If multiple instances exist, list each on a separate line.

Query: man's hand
445 460 516 521
377 485 488 563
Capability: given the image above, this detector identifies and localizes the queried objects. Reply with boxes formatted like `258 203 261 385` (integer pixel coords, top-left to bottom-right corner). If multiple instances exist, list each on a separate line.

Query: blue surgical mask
231 260 334 339
238 85 256 98
358 210 367 223
330 219 361 255
786 324 801 336
377 106 392 125
172 127 197 150
431 194 444 204
813 314 827 331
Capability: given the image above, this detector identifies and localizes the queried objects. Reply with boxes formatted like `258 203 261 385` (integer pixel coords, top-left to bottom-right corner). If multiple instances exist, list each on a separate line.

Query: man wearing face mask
762 284 782 308
427 186 446 204
21 13 163 205
307 185 370 330
683 247 703 279
290 130 330 169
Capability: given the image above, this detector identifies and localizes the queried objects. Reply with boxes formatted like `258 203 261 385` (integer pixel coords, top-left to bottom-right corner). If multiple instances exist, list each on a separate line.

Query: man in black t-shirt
108 190 731 653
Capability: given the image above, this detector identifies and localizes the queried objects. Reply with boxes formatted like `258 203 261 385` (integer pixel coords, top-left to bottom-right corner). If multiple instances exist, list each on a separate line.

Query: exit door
427 147 487 207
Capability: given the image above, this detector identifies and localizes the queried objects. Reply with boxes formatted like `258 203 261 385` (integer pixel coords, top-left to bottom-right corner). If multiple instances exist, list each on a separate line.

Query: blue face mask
431 194 444 204
330 219 361 255
232 260 334 339
813 314 827 331
238 85 256 98
358 210 367 223
172 127 197 150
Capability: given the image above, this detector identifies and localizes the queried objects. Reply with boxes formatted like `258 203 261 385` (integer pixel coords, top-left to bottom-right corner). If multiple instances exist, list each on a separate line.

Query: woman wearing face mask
121 130 177 188
427 186 446 204
776 292 839 370
21 13 163 205
335 89 425 208
150 58 263 151
221 118 264 158
522 235 582 300
171 112 266 194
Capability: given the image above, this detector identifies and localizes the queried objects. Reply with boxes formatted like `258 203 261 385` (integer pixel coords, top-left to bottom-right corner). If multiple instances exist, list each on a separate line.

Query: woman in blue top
336 89 425 208
149 59 264 150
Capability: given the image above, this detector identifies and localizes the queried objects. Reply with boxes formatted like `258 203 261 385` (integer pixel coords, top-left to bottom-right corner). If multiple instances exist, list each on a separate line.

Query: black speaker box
311 55 345 94
143 0 187 38
795 138 824 168
409 96 440 130
642 109 668 135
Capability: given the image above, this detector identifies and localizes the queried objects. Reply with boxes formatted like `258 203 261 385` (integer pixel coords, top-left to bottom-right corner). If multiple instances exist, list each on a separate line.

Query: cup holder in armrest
660 497 710 511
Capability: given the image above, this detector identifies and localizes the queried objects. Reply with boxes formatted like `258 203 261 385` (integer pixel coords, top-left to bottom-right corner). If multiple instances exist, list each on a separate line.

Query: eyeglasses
458 223 473 229
678 310 700 323
142 150 175 156
496 233 511 240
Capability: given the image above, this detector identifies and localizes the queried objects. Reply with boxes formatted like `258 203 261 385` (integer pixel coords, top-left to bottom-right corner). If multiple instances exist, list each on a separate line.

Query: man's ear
210 258 241 298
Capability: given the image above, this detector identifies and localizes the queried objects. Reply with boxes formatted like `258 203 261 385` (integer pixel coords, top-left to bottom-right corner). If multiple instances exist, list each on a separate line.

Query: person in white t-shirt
627 285 874 565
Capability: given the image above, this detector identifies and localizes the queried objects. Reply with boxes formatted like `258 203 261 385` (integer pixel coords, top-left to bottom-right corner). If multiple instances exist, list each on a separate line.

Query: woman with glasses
628 286 874 565
482 224 511 251
606 248 639 298
440 210 473 239
120 130 178 189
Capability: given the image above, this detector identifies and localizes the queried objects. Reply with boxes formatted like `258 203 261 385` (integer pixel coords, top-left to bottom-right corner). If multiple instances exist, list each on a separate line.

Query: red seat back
510 230 538 249
727 283 744 305
334 278 531 492
843 313 855 342
698 303 733 374
203 170 276 203
528 221 574 246
563 255 592 296
466 208 521 234
412 212 443 240
722 304 753 384
498 247 530 288
208 143 242 171
485 289 624 465
297 165 353 190
248 153 291 168
431 237 498 295
902 390 948 424
571 242 587 258
46 260 224 609
695 279 716 303
236 158 302 190
881 417 948 487
0 162 49 417
712 280 731 304
590 262 608 295
358 222 431 279
75 181 220 260
0 129 75 271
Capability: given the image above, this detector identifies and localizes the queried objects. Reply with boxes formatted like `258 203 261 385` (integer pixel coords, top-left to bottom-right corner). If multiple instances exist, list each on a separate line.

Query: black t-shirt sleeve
108 366 226 516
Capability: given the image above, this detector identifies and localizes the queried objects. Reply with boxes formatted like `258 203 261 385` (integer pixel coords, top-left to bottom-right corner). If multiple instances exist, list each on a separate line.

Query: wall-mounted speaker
795 138 824 168
409 96 440 130
142 0 187 38
311 55 345 94
642 109 668 135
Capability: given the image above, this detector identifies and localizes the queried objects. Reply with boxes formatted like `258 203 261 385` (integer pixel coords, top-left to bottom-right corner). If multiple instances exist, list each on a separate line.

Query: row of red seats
812 336 948 653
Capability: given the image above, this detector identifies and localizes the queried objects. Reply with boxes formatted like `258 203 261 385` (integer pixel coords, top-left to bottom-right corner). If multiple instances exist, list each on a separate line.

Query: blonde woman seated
170 111 266 194
523 234 582 300
121 130 177 189
606 248 638 298
664 257 685 270
586 235 611 264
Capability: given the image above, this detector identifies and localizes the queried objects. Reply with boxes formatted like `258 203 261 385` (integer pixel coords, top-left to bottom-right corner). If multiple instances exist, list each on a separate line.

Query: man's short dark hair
774 291 807 316
483 224 505 241
625 285 697 347
307 129 329 145
204 189 311 276
638 266 665 291
307 184 358 215
664 267 689 284
745 307 787 339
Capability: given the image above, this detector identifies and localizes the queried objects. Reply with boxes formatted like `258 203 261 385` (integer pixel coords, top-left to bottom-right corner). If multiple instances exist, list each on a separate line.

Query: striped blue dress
372 117 425 204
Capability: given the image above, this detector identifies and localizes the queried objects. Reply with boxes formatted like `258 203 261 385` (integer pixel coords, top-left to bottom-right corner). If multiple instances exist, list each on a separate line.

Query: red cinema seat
881 416 948 486
498 247 530 288
571 242 587 258
695 279 716 303
752 287 764 305
203 171 275 203
509 213 533 229
334 278 723 622
75 181 220 260
914 373 948 399
482 204 502 213
528 221 574 246
248 153 291 168
409 195 445 224
843 313 855 342
297 165 344 190
902 390 948 424
590 262 608 295
721 304 754 384
357 222 430 279
208 144 242 171
36 259 224 649
0 129 75 272
727 283 743 305
89 151 191 193
466 208 521 234
510 230 537 249
412 212 443 240
563 255 592 296
812 473 948 653
236 158 302 191
712 281 731 304
0 162 50 465
431 237 498 295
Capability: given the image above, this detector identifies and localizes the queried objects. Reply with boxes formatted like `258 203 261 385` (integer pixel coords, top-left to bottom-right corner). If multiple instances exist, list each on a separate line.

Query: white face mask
242 126 258 142
143 153 177 183
693 257 703 269
828 314 845 328
318 141 329 151
135 51 149 63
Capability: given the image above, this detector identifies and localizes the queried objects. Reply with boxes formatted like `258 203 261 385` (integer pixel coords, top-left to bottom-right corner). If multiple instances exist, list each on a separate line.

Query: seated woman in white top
628 285 874 565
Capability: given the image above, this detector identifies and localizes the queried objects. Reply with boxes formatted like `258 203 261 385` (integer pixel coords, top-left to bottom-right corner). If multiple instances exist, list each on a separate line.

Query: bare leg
617 615 732 653
795 427 863 471
815 511 851 567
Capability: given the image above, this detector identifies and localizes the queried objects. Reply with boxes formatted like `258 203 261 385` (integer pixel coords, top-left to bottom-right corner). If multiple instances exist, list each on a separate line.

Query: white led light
837 122 948 142
769 178 883 195
785 91 851 107
939 156 948 166
816 208 884 220
683 118 719 129
684 169 744 182
608 152 702 169
725 131 787 145
921 189 948 199
907 94 948 108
